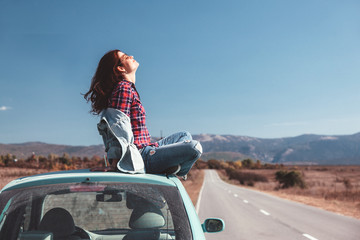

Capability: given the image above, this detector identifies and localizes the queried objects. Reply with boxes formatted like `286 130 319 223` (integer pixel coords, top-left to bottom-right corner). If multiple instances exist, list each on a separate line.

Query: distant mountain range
1 132 360 165
0 142 105 159
196 133 360 165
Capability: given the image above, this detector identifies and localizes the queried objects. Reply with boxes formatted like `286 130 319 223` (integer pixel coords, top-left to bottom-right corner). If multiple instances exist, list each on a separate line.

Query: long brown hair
84 50 122 114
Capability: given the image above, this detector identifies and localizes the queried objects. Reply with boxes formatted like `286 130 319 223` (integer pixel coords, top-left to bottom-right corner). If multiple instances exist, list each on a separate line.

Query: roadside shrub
194 159 208 169
343 178 353 190
226 168 268 186
241 159 254 169
207 159 228 169
227 160 242 169
275 170 306 189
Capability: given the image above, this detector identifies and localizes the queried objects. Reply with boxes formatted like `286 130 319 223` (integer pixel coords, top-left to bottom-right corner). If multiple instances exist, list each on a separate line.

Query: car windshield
0 182 192 240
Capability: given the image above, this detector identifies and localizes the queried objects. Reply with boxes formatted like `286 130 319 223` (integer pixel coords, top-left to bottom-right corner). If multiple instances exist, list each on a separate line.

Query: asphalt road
197 170 360 240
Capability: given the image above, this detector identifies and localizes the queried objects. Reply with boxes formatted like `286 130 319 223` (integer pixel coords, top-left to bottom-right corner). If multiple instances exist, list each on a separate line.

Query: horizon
2 130 360 147
1 0 360 146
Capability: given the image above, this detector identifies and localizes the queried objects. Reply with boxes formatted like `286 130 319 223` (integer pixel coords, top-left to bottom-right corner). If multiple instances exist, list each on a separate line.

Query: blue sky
1 0 359 146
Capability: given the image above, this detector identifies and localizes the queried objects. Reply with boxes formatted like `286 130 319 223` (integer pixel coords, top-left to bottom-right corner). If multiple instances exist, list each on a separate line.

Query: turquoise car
0 169 224 240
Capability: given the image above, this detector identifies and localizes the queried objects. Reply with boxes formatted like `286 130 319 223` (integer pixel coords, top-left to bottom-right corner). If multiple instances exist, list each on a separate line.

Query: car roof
1 169 178 192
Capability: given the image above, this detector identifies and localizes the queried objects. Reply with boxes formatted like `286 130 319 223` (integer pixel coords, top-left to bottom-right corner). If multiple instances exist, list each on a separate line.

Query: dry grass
218 166 360 219
0 167 50 189
181 169 205 206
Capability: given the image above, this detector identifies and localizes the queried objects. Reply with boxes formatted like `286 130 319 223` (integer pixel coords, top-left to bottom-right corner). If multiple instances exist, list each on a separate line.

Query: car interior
0 183 192 240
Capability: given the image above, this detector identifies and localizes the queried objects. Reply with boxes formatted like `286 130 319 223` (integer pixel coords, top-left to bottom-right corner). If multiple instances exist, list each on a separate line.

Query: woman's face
117 51 139 73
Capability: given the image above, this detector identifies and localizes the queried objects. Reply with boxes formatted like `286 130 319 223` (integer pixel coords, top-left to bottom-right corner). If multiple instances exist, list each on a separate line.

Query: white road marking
233 194 238 197
243 200 249 203
195 177 206 214
303 233 318 240
260 209 270 216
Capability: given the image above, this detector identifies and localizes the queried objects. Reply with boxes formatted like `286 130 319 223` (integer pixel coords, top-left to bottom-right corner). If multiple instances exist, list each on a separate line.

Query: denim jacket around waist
97 108 145 174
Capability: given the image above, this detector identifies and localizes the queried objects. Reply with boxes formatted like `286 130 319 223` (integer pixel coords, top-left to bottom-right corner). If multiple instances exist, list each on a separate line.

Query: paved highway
197 170 360 240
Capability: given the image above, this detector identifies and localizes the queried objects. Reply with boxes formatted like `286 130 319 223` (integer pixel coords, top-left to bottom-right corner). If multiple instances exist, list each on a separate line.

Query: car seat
123 201 173 240
38 208 81 240
19 231 53 240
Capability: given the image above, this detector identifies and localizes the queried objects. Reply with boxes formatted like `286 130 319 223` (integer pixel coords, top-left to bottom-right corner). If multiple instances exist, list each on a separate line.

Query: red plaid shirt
108 80 157 149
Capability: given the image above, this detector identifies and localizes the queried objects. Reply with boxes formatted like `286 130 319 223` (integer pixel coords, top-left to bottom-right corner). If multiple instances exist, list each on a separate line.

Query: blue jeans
141 131 202 176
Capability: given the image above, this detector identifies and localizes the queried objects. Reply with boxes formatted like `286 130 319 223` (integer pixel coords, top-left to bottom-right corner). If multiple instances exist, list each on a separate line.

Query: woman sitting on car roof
84 50 202 177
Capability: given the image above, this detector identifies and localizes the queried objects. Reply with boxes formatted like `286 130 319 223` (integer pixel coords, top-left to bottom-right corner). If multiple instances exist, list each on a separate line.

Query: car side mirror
202 218 225 233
